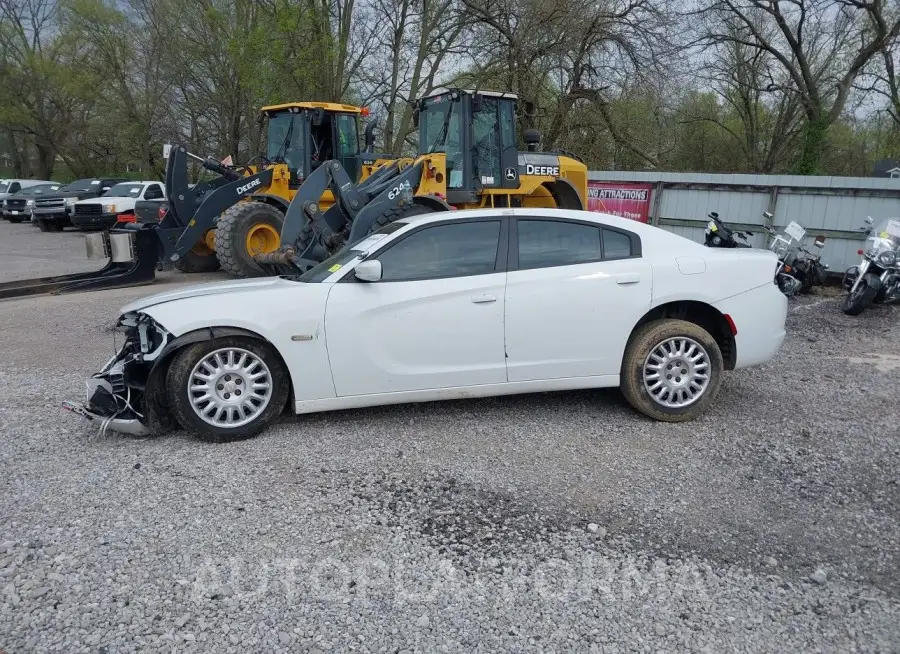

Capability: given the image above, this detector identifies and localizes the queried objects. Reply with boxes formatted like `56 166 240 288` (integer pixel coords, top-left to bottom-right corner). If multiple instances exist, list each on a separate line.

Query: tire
620 319 724 422
8 217 22 224
35 218 50 232
369 202 435 232
214 201 285 278
174 247 220 273
166 337 290 443
842 277 877 316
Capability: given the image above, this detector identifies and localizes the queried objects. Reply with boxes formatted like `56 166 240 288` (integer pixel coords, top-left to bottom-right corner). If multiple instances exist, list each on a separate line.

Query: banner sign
587 181 653 223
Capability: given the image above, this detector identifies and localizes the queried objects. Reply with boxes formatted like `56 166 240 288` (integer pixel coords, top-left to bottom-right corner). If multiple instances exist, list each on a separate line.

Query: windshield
868 219 900 253
294 221 410 283
267 112 305 177
21 184 60 196
66 179 101 192
103 183 144 197
420 94 464 188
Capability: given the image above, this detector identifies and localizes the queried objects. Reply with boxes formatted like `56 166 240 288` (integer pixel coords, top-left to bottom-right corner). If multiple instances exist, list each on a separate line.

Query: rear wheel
166 337 290 443
214 201 285 278
842 277 877 315
620 319 724 422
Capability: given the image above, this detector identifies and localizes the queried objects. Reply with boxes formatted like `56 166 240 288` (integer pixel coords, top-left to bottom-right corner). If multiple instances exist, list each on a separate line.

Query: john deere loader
253 88 588 275
0 102 389 299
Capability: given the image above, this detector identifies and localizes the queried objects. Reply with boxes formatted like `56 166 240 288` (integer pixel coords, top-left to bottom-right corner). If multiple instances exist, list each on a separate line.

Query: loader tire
175 246 220 273
214 201 285 278
369 202 435 233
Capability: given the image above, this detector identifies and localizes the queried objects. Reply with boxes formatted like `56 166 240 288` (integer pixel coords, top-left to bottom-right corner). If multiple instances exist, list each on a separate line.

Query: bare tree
697 0 900 173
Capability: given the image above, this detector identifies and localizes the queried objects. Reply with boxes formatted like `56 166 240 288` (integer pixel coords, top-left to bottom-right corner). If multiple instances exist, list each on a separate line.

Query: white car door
505 217 652 381
325 218 508 396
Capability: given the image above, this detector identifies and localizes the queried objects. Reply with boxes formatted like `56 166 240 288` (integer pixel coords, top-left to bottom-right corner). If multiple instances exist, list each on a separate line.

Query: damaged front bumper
64 312 173 436
62 400 152 436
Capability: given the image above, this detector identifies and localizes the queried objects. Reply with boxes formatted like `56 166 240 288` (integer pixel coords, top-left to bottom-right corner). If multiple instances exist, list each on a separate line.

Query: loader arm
255 159 426 277
164 145 242 227
169 167 275 263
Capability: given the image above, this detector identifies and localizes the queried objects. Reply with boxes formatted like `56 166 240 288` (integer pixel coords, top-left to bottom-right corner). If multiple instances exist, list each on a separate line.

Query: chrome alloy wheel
642 337 711 409
187 347 273 428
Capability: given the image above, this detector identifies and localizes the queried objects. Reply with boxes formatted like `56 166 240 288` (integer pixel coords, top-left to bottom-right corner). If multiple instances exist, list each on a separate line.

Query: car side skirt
294 375 620 415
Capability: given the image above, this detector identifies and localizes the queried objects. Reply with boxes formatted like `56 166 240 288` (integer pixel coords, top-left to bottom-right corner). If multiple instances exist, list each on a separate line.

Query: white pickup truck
70 181 166 230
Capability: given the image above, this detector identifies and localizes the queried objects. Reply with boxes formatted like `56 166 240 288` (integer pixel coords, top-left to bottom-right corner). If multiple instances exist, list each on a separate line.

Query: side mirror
865 216 874 225
354 259 382 282
763 211 773 220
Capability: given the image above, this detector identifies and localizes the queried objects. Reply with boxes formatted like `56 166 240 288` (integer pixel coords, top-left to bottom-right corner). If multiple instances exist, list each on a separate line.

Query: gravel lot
1 220 899 653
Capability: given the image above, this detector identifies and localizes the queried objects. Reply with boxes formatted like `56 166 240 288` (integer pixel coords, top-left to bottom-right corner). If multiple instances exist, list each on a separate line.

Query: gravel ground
1 221 899 652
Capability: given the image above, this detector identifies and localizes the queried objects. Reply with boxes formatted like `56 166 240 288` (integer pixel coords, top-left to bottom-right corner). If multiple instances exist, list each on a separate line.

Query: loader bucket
0 228 158 300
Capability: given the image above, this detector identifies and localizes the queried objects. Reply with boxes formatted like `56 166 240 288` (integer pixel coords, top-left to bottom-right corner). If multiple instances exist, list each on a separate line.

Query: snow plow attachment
0 228 158 300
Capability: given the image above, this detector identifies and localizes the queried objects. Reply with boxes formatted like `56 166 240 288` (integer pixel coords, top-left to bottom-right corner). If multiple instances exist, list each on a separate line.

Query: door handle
471 294 497 304
615 273 641 285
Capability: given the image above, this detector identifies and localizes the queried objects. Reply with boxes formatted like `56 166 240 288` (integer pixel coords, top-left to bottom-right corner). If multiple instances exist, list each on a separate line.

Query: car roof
401 206 660 234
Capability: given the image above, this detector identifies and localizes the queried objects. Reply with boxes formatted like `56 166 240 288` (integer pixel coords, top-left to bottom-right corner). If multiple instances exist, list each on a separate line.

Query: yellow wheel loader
253 88 588 274
161 101 395 278
0 102 394 298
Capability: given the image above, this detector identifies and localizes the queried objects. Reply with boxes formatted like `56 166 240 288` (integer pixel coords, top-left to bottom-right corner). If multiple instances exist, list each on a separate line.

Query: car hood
120 276 303 313
38 190 99 200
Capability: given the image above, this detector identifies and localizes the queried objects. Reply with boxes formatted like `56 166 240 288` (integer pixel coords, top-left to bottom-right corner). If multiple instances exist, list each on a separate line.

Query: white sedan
65 208 787 443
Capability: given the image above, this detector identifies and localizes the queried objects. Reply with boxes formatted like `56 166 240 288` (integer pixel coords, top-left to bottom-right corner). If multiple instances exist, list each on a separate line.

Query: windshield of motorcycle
866 219 900 256
769 233 799 260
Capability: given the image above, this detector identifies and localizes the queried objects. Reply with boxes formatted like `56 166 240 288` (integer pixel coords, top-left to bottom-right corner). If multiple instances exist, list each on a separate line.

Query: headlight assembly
877 250 897 266
66 197 78 206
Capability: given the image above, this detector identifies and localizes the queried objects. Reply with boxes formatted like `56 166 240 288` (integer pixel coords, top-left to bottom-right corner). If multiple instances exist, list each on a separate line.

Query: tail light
158 206 167 221
857 249 864 255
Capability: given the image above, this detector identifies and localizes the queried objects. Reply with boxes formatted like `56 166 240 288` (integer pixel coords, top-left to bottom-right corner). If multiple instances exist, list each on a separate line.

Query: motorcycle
841 217 900 316
704 211 807 296
791 234 828 294
703 211 752 248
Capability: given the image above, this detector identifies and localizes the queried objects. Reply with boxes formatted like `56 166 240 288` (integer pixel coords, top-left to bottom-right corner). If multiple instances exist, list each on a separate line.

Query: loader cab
417 89 520 204
262 102 367 188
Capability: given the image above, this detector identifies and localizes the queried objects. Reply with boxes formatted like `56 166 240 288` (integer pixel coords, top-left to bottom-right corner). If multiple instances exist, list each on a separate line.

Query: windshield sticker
91 180 101 185
129 188 140 194
328 264 342 272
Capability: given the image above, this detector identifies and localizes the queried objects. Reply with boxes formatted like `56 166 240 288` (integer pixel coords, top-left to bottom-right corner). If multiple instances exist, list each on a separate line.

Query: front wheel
174 235 220 273
166 337 290 443
620 319 724 422
842 277 877 316
215 202 285 278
